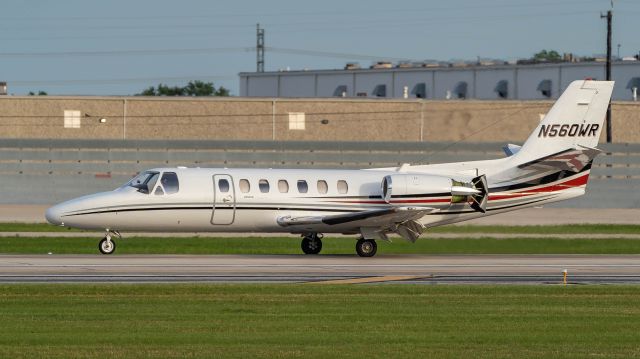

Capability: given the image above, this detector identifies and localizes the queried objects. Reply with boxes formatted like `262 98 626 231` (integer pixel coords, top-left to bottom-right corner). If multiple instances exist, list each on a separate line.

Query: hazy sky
2 0 639 96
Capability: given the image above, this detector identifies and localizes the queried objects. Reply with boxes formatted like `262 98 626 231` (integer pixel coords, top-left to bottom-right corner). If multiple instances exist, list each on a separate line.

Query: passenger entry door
211 174 236 225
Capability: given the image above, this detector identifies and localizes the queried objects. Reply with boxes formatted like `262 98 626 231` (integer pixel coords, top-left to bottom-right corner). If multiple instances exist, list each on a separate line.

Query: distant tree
533 50 562 62
156 84 185 96
184 80 214 96
136 81 230 97
138 86 157 96
28 91 48 96
215 86 230 97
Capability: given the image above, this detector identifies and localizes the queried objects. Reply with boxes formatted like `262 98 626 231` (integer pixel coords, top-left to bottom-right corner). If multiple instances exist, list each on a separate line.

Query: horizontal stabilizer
503 144 522 157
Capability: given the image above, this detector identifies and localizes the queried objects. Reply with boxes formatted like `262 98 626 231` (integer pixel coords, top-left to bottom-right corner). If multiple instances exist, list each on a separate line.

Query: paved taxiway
1 254 639 284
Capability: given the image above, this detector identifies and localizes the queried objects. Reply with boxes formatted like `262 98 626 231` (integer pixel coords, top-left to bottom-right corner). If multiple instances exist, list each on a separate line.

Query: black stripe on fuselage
62 206 359 217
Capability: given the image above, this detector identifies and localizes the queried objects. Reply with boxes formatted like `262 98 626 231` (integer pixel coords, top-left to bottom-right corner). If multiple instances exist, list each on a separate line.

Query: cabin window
317 180 328 194
297 180 308 193
239 179 250 193
337 180 348 194
160 172 179 194
278 180 289 193
259 179 270 193
218 179 230 193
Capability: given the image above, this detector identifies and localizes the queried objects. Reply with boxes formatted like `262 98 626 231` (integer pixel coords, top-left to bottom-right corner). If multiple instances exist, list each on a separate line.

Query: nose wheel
98 231 119 255
356 238 377 257
301 233 323 255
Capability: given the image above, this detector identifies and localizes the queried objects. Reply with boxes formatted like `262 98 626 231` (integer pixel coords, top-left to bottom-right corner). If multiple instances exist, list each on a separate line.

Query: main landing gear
98 230 120 255
301 233 323 255
355 238 377 258
300 233 378 257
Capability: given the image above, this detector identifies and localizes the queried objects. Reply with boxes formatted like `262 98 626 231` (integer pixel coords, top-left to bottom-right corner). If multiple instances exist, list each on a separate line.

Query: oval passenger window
219 179 230 193
337 180 348 194
239 179 250 193
259 179 270 193
278 180 289 193
317 180 328 194
297 180 308 193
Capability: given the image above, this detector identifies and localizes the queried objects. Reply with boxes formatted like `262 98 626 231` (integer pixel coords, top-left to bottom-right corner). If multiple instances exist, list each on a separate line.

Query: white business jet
46 80 613 257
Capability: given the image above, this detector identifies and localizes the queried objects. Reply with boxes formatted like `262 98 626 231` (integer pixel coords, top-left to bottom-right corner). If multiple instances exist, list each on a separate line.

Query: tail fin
514 80 614 164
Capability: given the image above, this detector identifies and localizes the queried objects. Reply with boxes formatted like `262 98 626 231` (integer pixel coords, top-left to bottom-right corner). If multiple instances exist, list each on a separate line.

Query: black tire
98 237 116 255
356 238 377 257
301 235 322 255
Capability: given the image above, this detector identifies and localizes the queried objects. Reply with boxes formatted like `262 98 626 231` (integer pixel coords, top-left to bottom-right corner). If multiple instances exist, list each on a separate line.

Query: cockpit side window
160 172 179 194
128 171 159 194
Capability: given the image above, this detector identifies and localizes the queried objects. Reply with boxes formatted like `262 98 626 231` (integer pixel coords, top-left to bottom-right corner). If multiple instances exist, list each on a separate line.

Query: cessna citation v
46 80 614 257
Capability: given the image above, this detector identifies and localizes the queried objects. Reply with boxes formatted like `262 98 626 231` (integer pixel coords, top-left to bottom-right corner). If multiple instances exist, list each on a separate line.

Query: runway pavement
1 254 639 284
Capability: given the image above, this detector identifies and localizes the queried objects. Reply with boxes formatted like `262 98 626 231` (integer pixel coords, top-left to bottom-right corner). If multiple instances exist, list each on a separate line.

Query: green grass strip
0 284 639 359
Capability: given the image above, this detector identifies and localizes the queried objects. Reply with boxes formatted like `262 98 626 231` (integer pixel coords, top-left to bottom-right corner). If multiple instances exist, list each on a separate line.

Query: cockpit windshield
126 171 160 194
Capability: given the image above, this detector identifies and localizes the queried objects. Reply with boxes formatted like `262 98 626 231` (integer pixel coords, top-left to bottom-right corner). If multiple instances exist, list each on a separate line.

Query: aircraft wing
277 206 437 242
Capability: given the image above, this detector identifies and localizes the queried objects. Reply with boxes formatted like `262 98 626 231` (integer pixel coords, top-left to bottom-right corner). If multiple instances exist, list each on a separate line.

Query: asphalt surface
1 254 639 284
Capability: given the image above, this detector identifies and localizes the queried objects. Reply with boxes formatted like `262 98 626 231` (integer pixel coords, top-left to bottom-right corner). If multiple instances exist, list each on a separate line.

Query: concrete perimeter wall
1 96 639 143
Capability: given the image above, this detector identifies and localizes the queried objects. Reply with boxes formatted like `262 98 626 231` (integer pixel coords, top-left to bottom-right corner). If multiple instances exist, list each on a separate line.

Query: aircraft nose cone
45 205 64 226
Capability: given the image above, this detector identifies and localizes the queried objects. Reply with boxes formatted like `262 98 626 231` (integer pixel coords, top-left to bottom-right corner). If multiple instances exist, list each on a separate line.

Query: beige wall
0 96 638 143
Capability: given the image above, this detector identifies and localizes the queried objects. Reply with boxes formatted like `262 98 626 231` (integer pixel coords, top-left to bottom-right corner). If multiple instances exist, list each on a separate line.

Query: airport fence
0 139 637 208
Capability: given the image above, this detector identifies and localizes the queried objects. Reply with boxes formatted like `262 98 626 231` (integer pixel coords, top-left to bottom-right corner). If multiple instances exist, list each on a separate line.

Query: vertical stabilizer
514 80 614 164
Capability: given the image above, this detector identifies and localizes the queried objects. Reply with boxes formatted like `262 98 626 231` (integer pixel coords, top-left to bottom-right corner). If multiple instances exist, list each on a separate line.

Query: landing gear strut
301 233 323 255
98 230 119 255
356 238 377 257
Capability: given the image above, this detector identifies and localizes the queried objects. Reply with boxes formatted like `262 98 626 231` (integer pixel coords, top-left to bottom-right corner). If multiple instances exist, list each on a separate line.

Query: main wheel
301 235 322 255
356 238 377 257
98 237 116 255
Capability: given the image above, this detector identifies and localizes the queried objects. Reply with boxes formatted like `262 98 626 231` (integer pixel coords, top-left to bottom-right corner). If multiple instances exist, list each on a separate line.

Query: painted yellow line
310 275 424 284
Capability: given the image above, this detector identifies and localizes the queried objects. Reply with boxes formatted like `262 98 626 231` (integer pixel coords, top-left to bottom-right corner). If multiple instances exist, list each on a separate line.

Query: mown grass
3 235 640 255
0 222 638 234
0 284 639 359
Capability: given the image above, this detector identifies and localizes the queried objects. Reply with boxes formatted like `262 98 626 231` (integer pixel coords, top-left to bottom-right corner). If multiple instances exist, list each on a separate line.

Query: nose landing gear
301 233 323 255
98 230 120 255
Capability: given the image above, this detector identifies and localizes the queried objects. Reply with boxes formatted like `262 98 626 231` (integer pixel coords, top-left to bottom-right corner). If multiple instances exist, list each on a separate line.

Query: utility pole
256 23 265 73
601 10 612 143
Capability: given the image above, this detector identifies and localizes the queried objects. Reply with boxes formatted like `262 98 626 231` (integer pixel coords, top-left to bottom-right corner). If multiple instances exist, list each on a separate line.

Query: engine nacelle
381 173 488 212
381 174 451 203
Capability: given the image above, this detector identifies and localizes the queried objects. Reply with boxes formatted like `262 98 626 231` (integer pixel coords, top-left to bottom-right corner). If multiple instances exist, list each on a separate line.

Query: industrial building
239 61 640 101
